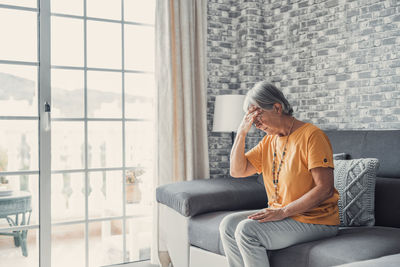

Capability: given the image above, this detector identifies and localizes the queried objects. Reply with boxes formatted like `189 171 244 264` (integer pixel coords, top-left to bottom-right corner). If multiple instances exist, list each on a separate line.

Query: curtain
151 0 209 265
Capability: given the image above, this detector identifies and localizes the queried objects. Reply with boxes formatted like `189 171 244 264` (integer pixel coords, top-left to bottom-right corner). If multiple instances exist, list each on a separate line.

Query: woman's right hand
237 106 261 136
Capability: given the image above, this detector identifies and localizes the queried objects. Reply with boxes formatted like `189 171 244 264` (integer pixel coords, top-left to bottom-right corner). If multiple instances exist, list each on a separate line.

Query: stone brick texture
207 0 400 178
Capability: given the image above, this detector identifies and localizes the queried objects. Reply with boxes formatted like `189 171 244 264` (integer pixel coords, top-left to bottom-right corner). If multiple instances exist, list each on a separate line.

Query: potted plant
125 166 145 203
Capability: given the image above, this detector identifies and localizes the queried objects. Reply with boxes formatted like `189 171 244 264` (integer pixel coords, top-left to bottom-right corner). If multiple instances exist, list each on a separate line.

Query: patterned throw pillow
333 158 380 227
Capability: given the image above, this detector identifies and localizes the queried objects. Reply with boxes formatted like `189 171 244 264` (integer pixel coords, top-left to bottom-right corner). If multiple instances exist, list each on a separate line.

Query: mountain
0 72 36 104
0 72 153 116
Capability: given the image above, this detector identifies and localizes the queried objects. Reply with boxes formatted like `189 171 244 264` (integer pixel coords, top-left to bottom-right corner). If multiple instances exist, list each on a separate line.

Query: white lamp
212 95 246 145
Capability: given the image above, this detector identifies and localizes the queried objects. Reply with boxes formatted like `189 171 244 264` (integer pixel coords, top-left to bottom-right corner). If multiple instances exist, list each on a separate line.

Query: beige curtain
151 0 209 265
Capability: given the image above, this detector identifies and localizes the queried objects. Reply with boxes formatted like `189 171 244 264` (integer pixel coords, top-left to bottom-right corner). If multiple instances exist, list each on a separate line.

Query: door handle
44 102 51 131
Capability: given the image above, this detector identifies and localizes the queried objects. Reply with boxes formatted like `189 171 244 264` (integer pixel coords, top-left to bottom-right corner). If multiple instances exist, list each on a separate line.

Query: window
0 1 155 267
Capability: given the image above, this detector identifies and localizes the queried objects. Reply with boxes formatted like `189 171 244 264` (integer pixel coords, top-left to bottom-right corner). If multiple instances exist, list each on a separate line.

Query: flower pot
126 184 141 203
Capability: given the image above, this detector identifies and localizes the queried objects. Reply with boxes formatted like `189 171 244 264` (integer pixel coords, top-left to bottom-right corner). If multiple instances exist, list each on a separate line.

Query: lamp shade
212 95 246 132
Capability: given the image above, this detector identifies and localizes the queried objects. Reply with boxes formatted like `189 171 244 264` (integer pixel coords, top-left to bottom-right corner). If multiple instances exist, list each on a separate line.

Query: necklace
271 117 295 203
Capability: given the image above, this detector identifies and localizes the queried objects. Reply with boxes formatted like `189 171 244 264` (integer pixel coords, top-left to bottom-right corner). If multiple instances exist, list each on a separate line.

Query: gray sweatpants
219 209 339 267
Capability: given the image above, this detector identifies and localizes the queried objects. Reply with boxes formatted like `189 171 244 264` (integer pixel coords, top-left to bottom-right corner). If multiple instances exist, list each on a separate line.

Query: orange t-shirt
245 123 340 225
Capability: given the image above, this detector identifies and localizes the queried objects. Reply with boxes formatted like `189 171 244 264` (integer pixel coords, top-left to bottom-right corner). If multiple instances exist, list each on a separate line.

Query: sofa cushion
326 130 400 178
269 226 400 267
189 211 400 267
334 158 379 226
189 210 236 255
375 177 400 228
156 177 267 217
332 253 400 267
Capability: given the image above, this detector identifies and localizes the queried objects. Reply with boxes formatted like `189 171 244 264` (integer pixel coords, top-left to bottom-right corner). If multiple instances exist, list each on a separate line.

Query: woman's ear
273 103 282 114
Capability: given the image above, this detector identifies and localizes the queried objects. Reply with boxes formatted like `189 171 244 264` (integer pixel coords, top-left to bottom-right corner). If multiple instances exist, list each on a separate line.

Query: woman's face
251 105 281 135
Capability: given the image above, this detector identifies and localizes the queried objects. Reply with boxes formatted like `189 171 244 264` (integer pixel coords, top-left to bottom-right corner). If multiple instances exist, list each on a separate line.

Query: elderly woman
219 81 340 267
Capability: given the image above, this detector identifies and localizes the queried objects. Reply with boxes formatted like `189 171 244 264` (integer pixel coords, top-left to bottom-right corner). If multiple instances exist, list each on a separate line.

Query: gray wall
207 0 400 178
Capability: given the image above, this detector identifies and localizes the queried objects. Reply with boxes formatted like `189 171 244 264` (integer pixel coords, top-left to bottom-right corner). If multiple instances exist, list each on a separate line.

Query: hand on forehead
248 104 261 112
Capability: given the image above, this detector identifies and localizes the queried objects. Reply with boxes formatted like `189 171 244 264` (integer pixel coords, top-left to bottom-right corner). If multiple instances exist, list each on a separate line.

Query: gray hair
243 81 293 116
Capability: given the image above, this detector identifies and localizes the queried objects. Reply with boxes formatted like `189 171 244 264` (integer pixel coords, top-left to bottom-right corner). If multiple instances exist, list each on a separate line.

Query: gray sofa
156 130 400 267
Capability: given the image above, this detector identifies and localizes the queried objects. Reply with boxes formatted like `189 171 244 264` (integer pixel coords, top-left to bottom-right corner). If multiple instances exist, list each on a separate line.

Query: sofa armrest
156 177 268 217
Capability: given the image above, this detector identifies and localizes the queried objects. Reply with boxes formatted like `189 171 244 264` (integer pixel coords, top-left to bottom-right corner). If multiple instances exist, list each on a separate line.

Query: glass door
0 0 155 267
50 0 155 266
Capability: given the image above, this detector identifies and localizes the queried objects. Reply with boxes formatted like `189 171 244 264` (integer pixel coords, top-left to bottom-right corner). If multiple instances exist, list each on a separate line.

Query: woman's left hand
247 208 287 223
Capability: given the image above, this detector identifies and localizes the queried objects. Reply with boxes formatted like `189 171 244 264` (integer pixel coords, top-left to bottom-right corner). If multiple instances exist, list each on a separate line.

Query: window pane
125 73 154 119
0 9 37 62
124 0 155 24
0 120 38 173
87 21 121 69
89 220 123 267
125 125 154 215
0 175 39 266
51 173 85 222
126 217 152 261
0 64 38 117
125 73 154 98
51 69 84 118
51 224 85 267
0 0 36 8
126 189 153 217
0 229 39 267
124 25 154 72
87 122 122 168
0 175 39 226
87 71 122 118
51 17 84 67
88 171 122 219
51 122 84 170
125 169 153 217
87 0 121 20
125 122 154 168
51 0 83 16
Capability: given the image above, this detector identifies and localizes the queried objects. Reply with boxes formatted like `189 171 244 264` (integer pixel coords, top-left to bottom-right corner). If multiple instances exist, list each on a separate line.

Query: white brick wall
207 0 400 178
